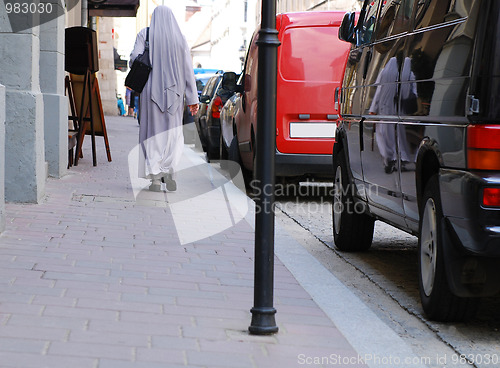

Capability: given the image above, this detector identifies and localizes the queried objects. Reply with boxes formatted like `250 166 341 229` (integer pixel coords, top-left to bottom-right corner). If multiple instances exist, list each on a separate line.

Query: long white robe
130 6 198 179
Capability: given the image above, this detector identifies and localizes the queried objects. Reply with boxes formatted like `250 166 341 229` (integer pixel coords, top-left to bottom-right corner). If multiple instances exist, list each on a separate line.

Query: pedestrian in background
117 95 126 116
130 5 199 192
125 87 134 117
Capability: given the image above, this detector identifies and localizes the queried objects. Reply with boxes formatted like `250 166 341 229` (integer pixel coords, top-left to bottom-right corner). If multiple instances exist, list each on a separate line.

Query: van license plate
289 123 336 138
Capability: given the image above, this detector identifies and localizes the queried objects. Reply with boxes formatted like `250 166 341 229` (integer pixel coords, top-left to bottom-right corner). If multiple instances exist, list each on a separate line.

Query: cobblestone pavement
0 116 366 368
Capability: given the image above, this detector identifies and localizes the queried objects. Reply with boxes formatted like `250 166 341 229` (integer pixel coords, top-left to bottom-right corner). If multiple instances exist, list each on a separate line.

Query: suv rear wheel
418 175 479 321
332 149 374 251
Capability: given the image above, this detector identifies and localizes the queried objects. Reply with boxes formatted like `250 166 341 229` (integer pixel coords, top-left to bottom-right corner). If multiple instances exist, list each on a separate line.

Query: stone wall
97 17 118 116
41 0 68 178
0 84 5 232
0 27 46 203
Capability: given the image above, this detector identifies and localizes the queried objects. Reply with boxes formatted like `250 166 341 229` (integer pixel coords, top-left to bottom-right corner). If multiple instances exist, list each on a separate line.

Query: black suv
194 71 238 161
334 0 500 321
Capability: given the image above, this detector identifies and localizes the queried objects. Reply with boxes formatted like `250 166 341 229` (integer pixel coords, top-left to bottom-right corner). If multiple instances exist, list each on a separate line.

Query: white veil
149 6 188 114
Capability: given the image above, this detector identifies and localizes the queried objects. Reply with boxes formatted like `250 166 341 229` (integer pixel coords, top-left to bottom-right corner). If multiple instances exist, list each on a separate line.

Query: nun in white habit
130 5 199 191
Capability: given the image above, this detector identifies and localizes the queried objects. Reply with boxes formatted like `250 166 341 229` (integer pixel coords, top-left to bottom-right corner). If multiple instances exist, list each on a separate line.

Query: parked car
333 0 500 321
194 68 220 75
183 71 218 143
183 71 218 126
194 71 238 160
222 11 351 184
220 73 243 164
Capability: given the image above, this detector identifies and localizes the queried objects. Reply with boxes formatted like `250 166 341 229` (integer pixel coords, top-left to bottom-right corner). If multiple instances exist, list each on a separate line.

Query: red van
224 11 351 181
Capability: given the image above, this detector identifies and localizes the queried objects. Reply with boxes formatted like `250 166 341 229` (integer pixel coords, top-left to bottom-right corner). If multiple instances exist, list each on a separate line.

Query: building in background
0 0 82 209
0 0 139 218
129 0 363 77
114 16 140 108
189 4 216 70
197 0 257 72
188 0 361 73
0 0 361 231
97 17 119 115
276 0 362 12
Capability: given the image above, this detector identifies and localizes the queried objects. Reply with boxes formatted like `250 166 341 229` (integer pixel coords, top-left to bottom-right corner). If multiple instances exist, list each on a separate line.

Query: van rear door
276 12 350 155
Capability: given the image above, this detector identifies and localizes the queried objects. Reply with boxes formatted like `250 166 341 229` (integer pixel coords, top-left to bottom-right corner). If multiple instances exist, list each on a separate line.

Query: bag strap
145 27 150 51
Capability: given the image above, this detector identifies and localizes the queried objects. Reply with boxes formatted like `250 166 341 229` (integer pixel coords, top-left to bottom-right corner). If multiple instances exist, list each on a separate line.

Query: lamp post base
249 307 279 335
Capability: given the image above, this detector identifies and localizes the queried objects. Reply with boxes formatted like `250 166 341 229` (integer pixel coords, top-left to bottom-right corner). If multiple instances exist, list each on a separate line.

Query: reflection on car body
334 0 500 322
220 73 243 164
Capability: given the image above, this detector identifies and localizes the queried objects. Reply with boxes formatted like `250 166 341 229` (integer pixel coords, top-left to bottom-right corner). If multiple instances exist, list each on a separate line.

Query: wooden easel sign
67 71 112 166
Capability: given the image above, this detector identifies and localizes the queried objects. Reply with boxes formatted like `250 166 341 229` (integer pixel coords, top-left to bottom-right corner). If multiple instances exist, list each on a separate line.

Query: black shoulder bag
125 27 151 93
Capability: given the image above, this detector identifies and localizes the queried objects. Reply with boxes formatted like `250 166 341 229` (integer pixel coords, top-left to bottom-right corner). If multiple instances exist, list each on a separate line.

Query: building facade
0 0 72 212
276 0 362 12
0 0 360 233
0 1 139 234
208 0 257 72
195 0 361 74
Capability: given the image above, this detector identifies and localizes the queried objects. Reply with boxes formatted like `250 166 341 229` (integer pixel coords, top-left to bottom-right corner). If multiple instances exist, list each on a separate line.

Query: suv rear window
280 26 346 82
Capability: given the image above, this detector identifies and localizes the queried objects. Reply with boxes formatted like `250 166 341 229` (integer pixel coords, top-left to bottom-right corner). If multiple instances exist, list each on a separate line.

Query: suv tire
332 149 374 251
418 175 479 321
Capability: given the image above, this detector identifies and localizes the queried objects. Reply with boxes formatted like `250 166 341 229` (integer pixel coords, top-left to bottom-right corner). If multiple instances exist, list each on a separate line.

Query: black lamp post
249 0 280 335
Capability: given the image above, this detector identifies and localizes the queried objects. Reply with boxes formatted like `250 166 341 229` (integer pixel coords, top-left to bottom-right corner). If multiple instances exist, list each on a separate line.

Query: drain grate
72 194 169 207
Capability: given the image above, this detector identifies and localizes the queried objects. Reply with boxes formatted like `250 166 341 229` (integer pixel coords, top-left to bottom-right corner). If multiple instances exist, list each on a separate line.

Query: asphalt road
194 135 500 368
275 186 500 368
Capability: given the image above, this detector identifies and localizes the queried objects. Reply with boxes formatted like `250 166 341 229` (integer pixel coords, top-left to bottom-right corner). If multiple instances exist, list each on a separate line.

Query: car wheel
228 135 240 163
206 137 220 162
194 120 203 150
206 149 217 161
332 149 374 252
228 135 252 189
228 135 244 178
220 134 229 170
418 175 479 321
195 120 207 152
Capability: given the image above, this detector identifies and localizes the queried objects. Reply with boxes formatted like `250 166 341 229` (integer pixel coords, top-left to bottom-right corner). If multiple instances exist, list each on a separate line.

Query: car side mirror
199 95 210 104
339 12 356 44
222 72 243 93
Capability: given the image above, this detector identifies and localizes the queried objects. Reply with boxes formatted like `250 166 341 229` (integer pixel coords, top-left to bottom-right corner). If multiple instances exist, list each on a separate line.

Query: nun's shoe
149 179 163 192
161 174 177 192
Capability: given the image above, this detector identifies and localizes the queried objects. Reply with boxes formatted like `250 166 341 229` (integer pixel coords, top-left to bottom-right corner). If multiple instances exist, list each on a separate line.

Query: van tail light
211 96 223 119
483 188 500 207
467 125 500 170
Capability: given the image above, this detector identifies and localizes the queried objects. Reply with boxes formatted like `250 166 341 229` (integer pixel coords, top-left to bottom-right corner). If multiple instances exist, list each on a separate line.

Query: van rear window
280 26 347 82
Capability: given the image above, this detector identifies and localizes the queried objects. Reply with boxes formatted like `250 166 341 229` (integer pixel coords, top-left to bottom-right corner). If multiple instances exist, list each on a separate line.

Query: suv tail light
211 96 223 119
483 188 500 207
467 125 500 170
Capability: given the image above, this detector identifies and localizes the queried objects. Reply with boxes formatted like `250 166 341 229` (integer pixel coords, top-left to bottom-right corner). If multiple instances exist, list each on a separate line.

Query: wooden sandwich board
66 70 112 166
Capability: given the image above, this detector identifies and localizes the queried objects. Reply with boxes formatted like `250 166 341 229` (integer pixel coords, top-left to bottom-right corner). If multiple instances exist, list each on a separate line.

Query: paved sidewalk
0 116 366 368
